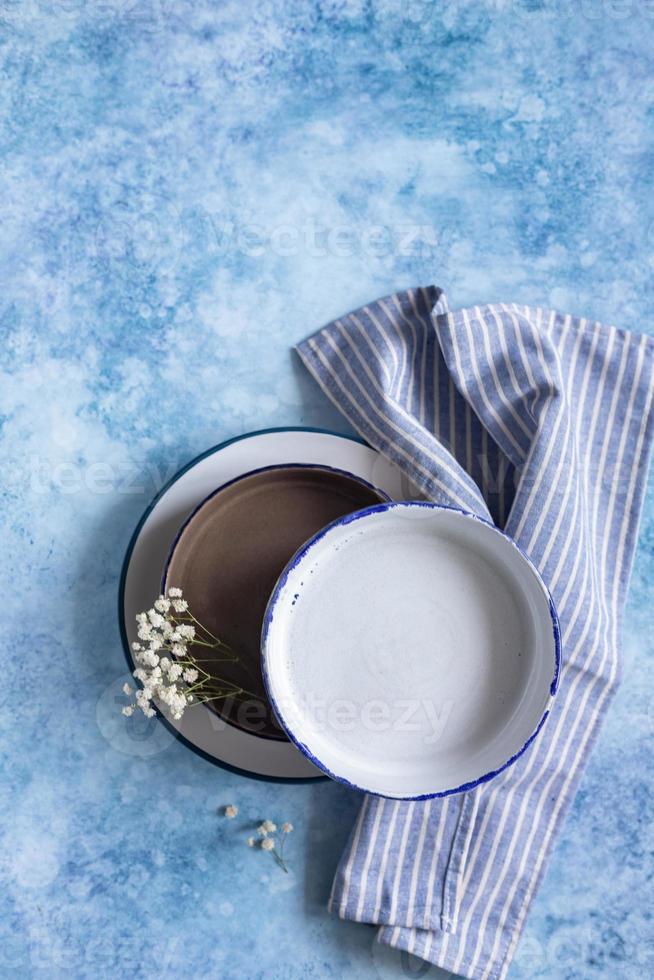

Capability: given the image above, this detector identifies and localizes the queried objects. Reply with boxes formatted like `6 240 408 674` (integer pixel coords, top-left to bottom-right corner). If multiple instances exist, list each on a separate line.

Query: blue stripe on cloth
295 288 654 980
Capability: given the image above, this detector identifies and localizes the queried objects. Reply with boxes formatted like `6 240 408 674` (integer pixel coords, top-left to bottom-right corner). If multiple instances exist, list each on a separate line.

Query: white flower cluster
241 816 294 871
122 588 206 722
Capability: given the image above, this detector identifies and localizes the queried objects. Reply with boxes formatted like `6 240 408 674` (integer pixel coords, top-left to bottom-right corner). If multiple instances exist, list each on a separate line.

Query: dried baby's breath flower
224 805 238 819
249 818 293 872
120 588 257 724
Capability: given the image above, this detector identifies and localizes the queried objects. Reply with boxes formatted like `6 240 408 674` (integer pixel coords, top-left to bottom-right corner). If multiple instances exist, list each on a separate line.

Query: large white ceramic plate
119 428 408 781
262 502 561 798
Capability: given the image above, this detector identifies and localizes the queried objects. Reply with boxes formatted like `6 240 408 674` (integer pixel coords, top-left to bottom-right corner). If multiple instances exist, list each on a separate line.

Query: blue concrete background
1 1 653 977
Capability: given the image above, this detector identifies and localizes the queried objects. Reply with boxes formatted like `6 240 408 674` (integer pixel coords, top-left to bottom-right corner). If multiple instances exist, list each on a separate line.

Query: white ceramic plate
119 428 408 781
262 503 561 798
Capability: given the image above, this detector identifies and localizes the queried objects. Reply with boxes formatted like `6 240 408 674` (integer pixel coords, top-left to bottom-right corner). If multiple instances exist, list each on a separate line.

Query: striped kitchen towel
296 286 654 980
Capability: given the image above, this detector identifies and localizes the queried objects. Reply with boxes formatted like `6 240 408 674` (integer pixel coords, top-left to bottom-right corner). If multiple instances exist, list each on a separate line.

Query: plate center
284 524 533 766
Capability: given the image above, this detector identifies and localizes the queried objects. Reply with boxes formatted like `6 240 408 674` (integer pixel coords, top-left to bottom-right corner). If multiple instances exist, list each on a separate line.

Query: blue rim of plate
118 426 376 784
261 500 562 800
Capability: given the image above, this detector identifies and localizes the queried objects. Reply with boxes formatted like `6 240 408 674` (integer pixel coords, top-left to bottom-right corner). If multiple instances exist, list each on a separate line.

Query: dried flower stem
252 819 293 872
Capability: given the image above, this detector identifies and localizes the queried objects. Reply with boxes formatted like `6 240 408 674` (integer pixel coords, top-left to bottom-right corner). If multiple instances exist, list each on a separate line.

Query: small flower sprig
247 819 294 873
122 588 255 722
222 805 294 873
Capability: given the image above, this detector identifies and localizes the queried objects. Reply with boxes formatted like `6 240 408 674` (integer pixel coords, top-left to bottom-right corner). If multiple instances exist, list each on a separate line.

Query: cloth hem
330 902 446 933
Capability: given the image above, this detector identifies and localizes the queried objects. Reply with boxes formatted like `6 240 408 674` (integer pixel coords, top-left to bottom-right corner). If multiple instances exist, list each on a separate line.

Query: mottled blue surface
1 2 653 978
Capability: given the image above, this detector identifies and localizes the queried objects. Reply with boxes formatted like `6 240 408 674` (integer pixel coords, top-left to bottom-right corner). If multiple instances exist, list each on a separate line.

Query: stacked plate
120 428 408 782
120 427 560 798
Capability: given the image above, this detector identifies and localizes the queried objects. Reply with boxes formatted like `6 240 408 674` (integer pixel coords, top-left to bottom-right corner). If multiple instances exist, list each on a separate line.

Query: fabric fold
296 287 654 980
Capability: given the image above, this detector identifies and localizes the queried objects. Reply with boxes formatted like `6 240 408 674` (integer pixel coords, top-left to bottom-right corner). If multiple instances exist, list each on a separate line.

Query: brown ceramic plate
162 464 389 740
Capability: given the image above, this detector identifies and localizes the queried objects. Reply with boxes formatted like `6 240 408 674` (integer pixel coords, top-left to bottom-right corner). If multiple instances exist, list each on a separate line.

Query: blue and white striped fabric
296 286 654 980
